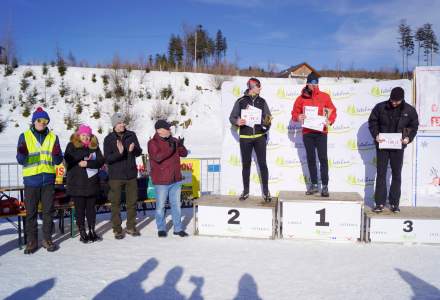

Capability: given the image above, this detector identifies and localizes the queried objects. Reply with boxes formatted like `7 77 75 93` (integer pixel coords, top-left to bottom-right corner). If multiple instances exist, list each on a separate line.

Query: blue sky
2 0 439 71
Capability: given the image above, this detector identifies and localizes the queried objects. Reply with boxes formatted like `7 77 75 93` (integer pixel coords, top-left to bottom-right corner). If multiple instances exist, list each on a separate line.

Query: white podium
193 195 278 239
279 191 364 242
366 207 440 244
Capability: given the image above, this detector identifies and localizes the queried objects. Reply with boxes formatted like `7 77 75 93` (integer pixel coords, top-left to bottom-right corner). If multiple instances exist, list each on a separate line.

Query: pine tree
421 23 439 65
175 35 184 69
168 35 177 69
397 20 413 78
415 27 425 66
215 30 224 64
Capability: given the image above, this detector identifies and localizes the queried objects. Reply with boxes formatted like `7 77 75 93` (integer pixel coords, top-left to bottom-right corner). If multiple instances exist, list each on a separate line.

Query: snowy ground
0 209 439 300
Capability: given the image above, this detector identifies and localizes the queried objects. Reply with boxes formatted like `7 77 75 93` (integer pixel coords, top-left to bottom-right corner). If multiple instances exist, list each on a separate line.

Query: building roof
278 62 321 78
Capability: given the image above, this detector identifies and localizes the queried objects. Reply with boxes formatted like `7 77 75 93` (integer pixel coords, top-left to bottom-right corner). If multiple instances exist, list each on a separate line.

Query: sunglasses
249 83 261 89
36 118 49 125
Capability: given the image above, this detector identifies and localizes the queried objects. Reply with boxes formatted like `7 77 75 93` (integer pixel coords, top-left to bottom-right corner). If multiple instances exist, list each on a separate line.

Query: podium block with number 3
194 195 278 239
367 207 440 244
279 191 363 242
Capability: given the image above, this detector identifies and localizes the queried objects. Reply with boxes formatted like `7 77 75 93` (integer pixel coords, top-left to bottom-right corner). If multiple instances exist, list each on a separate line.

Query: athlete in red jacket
291 73 337 196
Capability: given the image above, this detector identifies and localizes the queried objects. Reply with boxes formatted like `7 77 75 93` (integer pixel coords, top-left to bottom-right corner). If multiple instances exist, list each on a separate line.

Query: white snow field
0 209 439 300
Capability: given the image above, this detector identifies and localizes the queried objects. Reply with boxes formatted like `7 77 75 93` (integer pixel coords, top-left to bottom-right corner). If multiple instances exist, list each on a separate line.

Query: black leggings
303 133 329 185
239 135 269 195
73 196 97 230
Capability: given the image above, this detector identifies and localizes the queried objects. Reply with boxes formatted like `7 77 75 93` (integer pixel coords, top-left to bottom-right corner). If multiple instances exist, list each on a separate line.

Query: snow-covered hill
0 65 381 162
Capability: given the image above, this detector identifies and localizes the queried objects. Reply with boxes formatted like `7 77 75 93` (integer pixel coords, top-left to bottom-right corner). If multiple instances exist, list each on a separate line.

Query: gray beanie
111 112 125 128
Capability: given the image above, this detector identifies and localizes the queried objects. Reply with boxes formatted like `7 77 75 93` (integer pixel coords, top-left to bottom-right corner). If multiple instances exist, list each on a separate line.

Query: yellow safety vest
22 129 56 177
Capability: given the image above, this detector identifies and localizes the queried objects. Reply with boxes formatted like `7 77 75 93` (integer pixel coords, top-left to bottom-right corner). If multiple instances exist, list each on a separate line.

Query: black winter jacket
229 92 272 137
103 130 142 180
64 134 105 197
368 100 419 149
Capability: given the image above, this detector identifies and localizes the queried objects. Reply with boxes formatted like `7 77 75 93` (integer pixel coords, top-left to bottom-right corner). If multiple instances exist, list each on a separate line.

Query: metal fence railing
0 162 23 198
198 157 221 195
0 158 221 198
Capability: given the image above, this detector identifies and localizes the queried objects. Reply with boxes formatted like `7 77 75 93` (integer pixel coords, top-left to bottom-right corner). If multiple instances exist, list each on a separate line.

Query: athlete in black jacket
229 78 272 202
368 87 419 213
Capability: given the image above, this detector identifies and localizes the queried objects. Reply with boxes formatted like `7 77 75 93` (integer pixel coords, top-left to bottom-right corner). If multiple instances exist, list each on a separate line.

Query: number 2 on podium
228 209 240 225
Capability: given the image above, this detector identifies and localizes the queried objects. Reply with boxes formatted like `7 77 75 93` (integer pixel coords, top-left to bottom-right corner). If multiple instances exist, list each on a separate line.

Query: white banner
414 133 440 206
414 66 440 130
220 80 414 206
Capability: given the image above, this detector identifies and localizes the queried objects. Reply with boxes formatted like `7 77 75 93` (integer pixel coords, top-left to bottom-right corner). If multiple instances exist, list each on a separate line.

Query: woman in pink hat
64 124 105 243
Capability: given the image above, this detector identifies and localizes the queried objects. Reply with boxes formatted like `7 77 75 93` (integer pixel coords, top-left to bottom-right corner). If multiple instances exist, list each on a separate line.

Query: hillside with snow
0 65 382 162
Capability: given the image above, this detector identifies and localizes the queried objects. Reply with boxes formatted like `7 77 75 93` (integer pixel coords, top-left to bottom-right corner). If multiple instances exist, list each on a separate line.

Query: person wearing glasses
16 107 63 254
229 78 273 202
368 87 419 213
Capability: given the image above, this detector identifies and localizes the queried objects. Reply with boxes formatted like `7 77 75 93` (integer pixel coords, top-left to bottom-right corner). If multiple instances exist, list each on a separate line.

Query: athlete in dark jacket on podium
368 87 418 213
229 78 272 202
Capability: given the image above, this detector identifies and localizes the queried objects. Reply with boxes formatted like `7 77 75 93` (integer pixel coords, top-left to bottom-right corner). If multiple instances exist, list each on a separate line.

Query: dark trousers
303 133 329 185
239 135 269 195
73 196 97 230
109 178 138 232
24 184 54 242
374 149 404 206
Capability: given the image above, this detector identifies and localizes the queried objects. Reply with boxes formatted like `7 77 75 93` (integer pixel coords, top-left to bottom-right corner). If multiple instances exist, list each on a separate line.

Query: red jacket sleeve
291 96 304 122
148 139 175 163
325 95 337 125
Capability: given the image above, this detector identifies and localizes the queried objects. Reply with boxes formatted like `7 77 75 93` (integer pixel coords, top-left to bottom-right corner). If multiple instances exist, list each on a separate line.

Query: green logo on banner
232 86 241 97
346 175 375 187
328 159 353 169
371 86 392 97
346 104 372 116
346 139 375 151
228 155 241 167
277 87 287 99
228 189 237 196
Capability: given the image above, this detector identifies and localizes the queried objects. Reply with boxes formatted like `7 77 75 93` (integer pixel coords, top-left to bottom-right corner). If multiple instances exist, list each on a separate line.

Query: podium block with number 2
194 195 277 239
279 191 363 241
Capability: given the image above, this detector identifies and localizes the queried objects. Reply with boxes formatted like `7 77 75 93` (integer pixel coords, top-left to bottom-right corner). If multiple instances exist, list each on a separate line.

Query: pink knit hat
77 124 92 136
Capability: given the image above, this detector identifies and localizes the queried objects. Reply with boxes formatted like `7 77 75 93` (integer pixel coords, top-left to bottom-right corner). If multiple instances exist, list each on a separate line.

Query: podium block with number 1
279 191 364 242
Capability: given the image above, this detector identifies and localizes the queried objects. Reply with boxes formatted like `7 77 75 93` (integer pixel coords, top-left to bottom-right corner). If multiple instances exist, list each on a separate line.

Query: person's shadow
357 122 376 208
357 122 391 208
288 119 310 190
144 266 186 300
93 258 159 300
396 268 440 299
188 276 204 300
4 278 55 300
233 273 262 300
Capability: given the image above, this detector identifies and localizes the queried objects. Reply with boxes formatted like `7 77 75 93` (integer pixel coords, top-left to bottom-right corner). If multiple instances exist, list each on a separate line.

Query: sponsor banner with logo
414 66 440 130
221 80 413 205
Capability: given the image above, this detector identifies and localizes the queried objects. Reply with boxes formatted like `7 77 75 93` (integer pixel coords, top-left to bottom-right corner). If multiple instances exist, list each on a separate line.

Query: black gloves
177 137 184 147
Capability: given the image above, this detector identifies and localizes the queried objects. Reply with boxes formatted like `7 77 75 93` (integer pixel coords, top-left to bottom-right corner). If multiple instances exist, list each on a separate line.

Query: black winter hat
306 72 319 84
155 119 171 130
389 87 405 101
